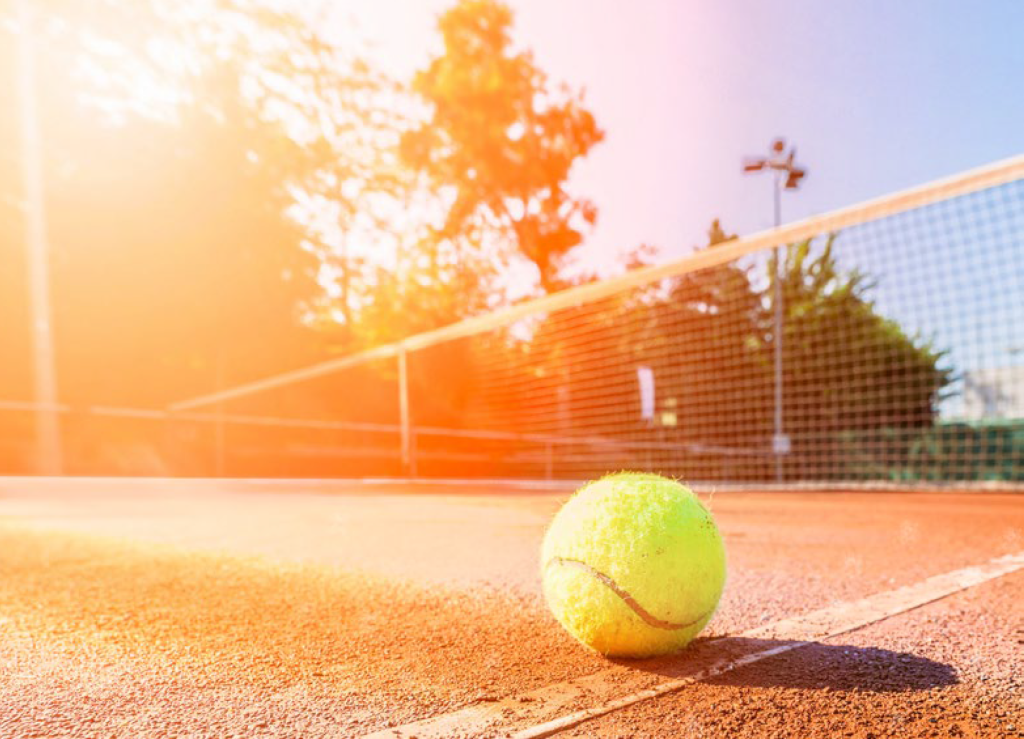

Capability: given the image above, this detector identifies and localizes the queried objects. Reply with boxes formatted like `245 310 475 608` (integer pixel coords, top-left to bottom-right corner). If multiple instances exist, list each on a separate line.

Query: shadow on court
614 636 958 694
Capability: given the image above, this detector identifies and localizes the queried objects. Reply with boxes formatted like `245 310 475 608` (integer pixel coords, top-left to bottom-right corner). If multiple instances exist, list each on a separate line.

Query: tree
474 221 954 480
768 237 952 478
1 4 310 407
0 1 406 472
466 222 766 446
399 0 603 298
258 7 411 344
0 0 418 398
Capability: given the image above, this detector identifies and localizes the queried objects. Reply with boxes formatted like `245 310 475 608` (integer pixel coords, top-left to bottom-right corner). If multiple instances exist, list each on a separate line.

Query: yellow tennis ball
541 472 726 658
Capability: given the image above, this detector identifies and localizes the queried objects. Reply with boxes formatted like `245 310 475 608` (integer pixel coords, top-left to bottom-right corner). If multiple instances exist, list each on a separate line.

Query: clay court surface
0 477 1021 738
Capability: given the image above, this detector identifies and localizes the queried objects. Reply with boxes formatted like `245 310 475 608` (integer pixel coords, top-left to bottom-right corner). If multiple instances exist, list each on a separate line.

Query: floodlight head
771 138 786 153
743 158 767 173
785 167 806 189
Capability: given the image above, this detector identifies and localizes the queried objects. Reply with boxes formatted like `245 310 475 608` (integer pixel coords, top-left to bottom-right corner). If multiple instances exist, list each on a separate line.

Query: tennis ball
541 472 726 658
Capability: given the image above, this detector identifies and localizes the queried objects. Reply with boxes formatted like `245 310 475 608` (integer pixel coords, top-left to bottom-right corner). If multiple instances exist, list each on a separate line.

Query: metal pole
397 349 411 475
16 0 62 475
772 172 784 483
214 352 225 477
163 411 177 473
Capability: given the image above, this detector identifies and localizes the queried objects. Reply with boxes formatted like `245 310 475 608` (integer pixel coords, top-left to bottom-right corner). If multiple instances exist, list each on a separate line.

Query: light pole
16 0 62 474
743 138 806 482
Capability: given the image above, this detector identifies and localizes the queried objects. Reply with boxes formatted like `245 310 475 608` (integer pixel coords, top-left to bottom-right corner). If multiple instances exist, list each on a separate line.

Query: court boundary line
359 551 1024 739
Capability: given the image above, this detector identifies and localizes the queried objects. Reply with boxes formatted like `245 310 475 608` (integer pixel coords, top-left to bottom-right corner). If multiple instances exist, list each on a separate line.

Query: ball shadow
611 636 958 693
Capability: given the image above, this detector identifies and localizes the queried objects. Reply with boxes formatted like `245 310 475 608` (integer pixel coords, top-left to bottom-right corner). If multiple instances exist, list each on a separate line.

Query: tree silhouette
769 237 952 477
470 223 953 480
400 0 603 295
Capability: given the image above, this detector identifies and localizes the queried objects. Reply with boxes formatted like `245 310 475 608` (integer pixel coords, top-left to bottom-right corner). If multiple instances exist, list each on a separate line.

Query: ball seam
545 556 713 631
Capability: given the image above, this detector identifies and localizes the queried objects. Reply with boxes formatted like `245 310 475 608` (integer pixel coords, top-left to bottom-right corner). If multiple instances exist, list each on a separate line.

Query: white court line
360 551 1024 739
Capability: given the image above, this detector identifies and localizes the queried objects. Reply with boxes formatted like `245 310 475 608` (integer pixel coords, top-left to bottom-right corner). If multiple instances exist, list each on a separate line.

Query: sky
331 0 1024 272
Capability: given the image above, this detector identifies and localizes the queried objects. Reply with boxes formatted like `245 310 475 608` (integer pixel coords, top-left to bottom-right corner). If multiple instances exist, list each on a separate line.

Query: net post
214 406 226 477
214 353 226 477
772 171 787 484
162 409 177 475
398 348 412 475
773 242 784 483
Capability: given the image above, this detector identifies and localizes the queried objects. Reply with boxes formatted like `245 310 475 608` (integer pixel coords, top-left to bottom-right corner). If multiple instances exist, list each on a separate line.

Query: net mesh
3 158 1023 483
201 162 1024 483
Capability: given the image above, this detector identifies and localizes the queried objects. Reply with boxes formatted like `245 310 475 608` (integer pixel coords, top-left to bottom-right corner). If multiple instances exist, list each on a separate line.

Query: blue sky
339 0 1024 270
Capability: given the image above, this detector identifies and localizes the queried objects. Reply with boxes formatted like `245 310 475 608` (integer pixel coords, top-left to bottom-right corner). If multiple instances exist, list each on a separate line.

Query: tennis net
3 156 1021 483
160 155 1023 484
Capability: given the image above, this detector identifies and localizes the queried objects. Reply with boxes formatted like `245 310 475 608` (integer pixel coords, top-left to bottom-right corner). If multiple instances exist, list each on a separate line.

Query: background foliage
0 0 961 477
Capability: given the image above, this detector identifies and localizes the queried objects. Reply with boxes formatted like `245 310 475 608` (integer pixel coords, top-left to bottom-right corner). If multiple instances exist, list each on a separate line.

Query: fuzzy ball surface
541 472 726 658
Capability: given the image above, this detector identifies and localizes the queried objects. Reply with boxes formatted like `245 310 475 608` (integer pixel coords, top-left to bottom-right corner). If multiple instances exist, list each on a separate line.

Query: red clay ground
0 478 1021 738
